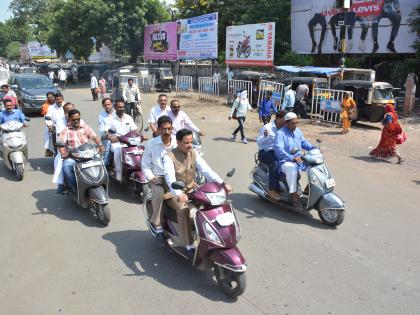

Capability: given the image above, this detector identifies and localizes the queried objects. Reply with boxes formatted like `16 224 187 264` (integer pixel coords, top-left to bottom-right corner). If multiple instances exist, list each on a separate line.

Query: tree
5 41 21 60
0 18 33 58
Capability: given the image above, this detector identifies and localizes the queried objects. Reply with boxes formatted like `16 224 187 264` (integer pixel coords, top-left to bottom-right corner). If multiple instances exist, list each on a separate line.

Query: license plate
325 178 335 188
81 161 102 169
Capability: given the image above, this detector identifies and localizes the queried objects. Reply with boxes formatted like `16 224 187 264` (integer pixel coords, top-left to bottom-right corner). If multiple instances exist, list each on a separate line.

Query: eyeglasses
171 106 180 109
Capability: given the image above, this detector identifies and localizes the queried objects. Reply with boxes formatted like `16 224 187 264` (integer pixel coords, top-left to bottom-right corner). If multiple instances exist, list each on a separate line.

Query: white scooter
0 119 29 180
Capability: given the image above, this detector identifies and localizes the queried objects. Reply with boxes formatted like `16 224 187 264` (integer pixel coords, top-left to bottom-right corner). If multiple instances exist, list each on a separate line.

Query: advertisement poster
291 0 418 54
144 22 177 61
225 22 276 67
27 41 57 59
177 12 218 60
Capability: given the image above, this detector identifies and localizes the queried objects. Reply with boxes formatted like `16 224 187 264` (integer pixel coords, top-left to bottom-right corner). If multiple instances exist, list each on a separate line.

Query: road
0 86 419 315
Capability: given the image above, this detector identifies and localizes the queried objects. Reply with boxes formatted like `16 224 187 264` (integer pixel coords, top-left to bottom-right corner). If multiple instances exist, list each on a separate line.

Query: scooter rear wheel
214 266 246 298
318 209 344 227
96 204 111 226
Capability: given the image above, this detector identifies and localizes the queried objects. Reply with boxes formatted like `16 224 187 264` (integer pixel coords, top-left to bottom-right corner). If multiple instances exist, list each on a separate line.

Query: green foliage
5 41 21 60
0 18 33 58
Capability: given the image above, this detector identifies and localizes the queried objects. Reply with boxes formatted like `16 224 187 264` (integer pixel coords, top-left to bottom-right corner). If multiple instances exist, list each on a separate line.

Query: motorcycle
0 119 29 180
143 169 247 298
237 36 251 58
248 141 346 227
106 129 149 202
62 143 111 226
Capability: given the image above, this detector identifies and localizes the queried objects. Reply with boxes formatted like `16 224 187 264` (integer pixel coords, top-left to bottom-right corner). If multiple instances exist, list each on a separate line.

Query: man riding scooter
107 99 138 181
162 128 232 255
58 110 104 192
256 110 286 201
141 115 177 242
274 112 315 210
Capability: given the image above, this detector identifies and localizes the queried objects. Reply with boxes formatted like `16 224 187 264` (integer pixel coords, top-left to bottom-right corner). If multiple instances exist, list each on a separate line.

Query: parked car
8 74 59 114
333 80 395 122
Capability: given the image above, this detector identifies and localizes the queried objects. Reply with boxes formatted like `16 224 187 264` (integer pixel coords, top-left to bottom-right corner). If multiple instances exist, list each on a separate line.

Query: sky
0 0 12 22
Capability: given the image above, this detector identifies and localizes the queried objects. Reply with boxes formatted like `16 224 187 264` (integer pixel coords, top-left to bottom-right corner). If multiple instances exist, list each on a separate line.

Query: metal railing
311 88 353 125
227 79 253 105
175 75 193 98
257 80 285 110
198 77 219 102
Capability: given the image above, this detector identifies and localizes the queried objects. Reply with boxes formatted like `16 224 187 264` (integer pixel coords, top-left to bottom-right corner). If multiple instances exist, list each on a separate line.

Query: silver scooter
249 141 346 227
0 119 29 180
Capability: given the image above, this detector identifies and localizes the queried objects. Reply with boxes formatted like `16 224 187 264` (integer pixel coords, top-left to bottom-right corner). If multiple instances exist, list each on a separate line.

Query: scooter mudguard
9 151 25 164
210 247 247 272
316 192 346 211
88 186 108 205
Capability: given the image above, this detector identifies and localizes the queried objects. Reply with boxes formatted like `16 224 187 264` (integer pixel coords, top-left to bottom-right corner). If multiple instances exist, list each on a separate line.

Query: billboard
144 22 177 61
225 22 276 67
291 0 418 54
27 41 57 59
177 12 218 60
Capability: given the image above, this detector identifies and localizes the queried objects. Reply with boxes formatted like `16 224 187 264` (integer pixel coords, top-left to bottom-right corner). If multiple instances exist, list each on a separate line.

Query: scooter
192 132 205 185
0 119 29 180
63 143 111 226
248 141 346 227
143 169 247 298
106 130 149 202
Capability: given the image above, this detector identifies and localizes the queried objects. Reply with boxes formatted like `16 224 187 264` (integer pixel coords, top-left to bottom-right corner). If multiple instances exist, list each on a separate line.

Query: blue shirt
259 98 277 118
274 126 315 165
281 89 296 110
0 109 26 124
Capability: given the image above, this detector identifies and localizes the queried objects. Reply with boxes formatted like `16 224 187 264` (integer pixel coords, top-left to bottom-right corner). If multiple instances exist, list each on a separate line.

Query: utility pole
336 0 351 79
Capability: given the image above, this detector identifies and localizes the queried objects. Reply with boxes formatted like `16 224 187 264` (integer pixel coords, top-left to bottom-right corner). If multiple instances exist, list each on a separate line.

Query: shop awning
275 65 342 76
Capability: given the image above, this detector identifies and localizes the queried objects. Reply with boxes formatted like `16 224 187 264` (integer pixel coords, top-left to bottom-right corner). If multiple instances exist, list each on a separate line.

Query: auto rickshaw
150 67 174 92
110 73 140 101
333 80 395 122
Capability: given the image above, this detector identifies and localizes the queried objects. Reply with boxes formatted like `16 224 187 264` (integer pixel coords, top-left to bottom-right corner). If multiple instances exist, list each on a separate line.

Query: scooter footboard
210 247 247 272
316 192 346 210
88 186 108 204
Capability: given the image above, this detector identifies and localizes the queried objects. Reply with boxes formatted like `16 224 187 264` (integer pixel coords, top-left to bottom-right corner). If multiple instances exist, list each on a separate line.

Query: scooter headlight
204 189 226 206
203 221 223 246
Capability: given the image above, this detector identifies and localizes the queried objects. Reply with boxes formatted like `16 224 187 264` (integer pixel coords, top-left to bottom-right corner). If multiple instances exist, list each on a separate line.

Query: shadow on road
230 193 334 230
32 189 101 227
107 180 141 205
350 155 393 164
28 157 54 175
102 230 236 302
212 136 257 143
0 164 19 181
319 131 343 136
412 180 420 185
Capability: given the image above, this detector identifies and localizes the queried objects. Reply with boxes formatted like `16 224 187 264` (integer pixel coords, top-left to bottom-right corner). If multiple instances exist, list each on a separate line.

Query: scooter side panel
9 151 25 164
209 247 246 272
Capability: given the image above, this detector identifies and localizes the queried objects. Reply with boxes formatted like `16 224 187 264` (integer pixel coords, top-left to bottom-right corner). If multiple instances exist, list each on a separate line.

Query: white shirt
46 103 66 134
257 121 279 151
110 113 137 136
141 135 177 180
147 105 170 124
48 71 55 80
98 110 116 136
228 71 234 81
163 152 223 196
213 72 221 82
123 84 141 103
90 76 98 89
58 70 66 81
167 110 200 135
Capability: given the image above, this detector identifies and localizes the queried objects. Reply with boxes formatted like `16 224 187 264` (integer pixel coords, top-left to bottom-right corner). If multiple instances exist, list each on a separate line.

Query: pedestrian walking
340 92 356 134
369 104 406 164
229 90 253 144
58 68 67 90
90 73 99 101
259 91 277 125
98 76 107 99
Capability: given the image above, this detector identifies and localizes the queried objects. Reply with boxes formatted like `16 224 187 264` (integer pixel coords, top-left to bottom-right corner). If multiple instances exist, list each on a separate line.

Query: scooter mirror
226 168 235 178
316 139 322 144
44 116 52 121
144 127 150 132
108 129 116 134
25 117 31 121
290 147 301 155
171 181 186 190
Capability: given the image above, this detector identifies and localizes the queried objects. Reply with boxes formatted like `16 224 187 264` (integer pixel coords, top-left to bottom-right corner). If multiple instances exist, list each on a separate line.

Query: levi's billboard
291 0 417 54
144 22 177 61
225 22 276 67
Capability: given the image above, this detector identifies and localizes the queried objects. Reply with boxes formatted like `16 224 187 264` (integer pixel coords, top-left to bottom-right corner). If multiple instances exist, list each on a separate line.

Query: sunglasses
171 106 180 109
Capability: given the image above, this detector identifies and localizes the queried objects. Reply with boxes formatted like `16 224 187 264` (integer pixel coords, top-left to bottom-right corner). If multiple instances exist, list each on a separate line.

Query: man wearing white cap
274 112 315 209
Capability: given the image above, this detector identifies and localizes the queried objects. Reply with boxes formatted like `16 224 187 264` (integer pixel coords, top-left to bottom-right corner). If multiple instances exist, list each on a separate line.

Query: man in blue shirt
0 98 27 124
281 86 296 112
274 112 315 209
259 91 278 125
256 111 286 201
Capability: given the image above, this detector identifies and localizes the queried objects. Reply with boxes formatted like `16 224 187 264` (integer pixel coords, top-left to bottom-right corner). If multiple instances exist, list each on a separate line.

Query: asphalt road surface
0 86 419 315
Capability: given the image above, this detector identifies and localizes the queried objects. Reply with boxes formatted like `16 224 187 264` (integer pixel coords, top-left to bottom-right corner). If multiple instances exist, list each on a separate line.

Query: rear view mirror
44 116 52 121
290 147 301 155
171 181 186 190
226 168 235 178
316 139 322 144
25 117 31 122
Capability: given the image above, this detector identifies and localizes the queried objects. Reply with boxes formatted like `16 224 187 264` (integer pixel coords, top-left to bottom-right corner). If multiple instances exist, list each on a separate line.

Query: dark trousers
91 88 98 101
293 99 308 119
308 14 326 44
125 102 135 116
59 80 65 90
348 16 369 40
261 115 271 125
258 150 279 191
372 10 401 42
233 116 246 139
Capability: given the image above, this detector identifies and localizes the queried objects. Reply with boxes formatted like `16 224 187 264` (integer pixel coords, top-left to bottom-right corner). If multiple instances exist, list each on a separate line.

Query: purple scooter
143 169 247 297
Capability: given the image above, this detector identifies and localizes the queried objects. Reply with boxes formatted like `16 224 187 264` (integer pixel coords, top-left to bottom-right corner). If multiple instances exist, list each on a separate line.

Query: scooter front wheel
214 266 246 298
15 163 24 181
96 203 111 226
318 209 344 227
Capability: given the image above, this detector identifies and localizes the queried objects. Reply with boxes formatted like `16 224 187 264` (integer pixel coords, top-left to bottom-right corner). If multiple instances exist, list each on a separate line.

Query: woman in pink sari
369 104 405 164
98 76 107 99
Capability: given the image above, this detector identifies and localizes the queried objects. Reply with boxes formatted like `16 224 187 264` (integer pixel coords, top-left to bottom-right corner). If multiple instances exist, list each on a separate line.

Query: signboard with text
144 22 177 61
